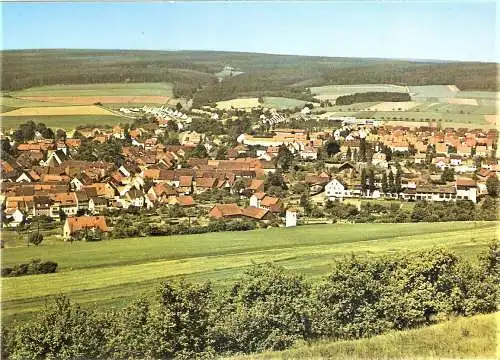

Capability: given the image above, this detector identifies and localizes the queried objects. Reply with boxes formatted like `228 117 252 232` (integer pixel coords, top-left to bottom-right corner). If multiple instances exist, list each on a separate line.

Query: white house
285 210 297 227
325 179 347 200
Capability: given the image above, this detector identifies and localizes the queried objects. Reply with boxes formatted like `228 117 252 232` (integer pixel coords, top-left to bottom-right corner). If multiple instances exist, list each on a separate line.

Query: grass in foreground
229 312 498 360
1 222 496 324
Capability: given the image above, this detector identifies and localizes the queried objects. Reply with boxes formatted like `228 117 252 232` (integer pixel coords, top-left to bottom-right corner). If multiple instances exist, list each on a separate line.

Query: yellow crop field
448 98 478 106
365 101 419 111
0 105 116 116
216 98 260 109
484 115 498 124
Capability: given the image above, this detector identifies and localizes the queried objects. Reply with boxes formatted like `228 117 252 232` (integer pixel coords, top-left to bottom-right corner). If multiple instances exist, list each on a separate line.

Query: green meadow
1 222 497 324
11 82 174 97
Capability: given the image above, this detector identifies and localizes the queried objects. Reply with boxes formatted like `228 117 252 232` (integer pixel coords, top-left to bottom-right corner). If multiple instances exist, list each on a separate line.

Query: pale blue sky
1 1 498 62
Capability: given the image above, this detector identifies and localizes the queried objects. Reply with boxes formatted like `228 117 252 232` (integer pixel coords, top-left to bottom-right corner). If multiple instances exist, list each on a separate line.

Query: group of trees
1 258 57 277
3 245 497 359
335 92 411 106
12 121 66 143
318 197 498 223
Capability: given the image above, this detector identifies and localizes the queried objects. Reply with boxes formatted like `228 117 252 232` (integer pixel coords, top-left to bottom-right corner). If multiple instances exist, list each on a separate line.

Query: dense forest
1 50 497 105
2 245 497 359
335 91 411 105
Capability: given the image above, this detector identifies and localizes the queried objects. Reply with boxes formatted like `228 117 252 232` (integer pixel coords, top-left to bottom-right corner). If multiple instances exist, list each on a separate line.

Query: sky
1 1 498 62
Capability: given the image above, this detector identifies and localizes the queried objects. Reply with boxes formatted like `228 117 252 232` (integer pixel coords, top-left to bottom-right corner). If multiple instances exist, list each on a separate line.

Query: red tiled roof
67 216 108 233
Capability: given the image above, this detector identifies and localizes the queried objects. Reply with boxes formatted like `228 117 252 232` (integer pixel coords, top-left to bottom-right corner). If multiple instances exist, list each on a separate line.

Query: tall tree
486 176 499 197
388 170 395 194
381 172 388 194
368 169 376 194
395 169 402 194
277 145 294 171
360 168 367 195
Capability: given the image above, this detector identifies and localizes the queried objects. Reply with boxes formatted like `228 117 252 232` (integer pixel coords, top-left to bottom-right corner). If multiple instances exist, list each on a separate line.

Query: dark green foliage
486 176 499 197
1 259 57 277
335 92 410 106
2 249 498 358
13 121 54 142
212 263 312 354
276 145 294 171
4 295 108 360
441 167 455 182
28 232 43 246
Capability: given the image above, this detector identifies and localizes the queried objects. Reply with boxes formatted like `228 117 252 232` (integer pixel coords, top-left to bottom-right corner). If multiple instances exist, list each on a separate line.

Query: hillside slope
229 312 498 360
1 50 497 106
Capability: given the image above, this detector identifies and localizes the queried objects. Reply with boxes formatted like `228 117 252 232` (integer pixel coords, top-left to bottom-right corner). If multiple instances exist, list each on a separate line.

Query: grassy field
310 84 408 101
263 97 308 109
408 85 458 100
0 115 130 130
229 312 498 360
1 222 497 324
11 82 173 97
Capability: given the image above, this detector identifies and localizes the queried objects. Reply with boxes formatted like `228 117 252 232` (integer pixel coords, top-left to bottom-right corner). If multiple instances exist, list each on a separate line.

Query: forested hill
1 49 497 105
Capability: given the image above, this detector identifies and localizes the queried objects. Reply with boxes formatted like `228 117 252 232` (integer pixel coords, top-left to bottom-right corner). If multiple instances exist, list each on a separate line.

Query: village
0 103 498 242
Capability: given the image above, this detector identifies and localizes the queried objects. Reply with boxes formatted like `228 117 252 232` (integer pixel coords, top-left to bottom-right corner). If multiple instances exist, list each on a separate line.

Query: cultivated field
364 101 419 112
310 84 408 101
448 98 478 106
2 222 496 324
216 97 307 110
409 85 459 100
16 95 171 105
0 105 116 116
216 97 261 109
230 312 498 360
0 115 128 130
263 97 307 109
11 83 174 97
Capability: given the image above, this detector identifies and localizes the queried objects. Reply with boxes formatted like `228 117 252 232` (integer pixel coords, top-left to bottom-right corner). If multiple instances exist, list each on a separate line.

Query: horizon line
1 48 498 64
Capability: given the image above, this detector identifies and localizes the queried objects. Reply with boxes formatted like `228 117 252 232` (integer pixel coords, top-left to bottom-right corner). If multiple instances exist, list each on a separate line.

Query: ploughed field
1 221 497 325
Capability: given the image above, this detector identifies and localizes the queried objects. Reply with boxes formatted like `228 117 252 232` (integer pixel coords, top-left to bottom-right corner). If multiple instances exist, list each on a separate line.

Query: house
457 145 472 157
248 179 265 193
249 192 266 207
325 179 347 200
455 178 477 203
242 206 273 221
208 203 242 219
33 195 52 217
260 196 283 213
4 208 25 228
475 145 489 157
174 195 195 207
300 146 318 160
178 175 193 194
88 197 108 214
194 177 217 194
52 192 78 217
371 152 388 168
285 209 297 227
63 216 109 240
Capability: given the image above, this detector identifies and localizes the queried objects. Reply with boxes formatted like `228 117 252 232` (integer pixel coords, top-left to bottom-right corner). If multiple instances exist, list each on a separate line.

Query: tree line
2 244 498 359
335 92 411 106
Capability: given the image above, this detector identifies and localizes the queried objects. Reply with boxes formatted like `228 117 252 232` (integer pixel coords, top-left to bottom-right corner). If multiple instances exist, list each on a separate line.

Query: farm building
63 216 109 240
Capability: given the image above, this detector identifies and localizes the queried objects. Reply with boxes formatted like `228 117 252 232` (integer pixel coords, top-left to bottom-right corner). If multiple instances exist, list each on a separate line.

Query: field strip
16 96 170 105
0 105 117 116
2 226 496 303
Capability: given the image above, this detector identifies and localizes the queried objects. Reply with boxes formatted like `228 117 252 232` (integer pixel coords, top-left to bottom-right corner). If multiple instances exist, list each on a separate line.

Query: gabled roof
456 178 476 188
196 177 217 188
179 175 193 187
261 196 280 207
67 216 109 233
211 203 242 217
243 206 269 220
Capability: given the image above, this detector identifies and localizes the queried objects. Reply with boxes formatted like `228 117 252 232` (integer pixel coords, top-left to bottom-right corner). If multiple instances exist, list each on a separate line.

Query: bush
2 259 58 277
